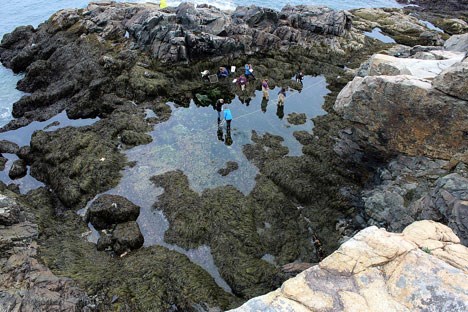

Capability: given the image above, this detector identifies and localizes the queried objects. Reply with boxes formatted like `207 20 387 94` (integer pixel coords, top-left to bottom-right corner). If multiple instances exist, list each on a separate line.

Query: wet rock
86 194 140 230
8 159 27 180
286 112 307 125
7 184 20 194
0 140 19 154
231 221 468 312
217 161 239 176
444 33 468 52
112 221 144 255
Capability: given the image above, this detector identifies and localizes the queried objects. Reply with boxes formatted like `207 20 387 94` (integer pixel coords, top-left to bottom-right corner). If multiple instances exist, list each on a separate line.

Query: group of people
213 66 307 144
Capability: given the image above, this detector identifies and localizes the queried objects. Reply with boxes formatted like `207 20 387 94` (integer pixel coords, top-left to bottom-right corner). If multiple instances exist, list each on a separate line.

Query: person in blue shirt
223 105 233 131
244 63 255 80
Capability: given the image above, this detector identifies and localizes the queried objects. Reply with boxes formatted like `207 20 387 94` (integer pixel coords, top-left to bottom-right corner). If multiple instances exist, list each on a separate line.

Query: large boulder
85 194 140 230
230 221 468 312
0 140 19 154
334 74 468 160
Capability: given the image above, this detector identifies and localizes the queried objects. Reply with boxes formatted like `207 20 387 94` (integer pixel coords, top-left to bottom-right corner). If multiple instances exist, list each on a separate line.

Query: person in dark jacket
295 70 304 85
215 98 224 122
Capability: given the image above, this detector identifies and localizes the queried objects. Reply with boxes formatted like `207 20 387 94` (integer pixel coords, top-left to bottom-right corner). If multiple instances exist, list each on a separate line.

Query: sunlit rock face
231 220 468 312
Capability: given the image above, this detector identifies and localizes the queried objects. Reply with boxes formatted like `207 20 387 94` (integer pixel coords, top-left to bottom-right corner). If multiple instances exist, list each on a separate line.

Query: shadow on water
82 75 329 292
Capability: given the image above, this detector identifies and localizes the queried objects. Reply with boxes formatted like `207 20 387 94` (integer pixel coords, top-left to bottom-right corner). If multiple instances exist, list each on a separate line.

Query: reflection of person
244 63 255 79
276 104 284 120
217 124 224 142
295 70 304 85
218 66 229 78
278 87 286 106
262 79 269 100
261 98 268 113
223 104 233 131
215 98 224 122
225 129 233 146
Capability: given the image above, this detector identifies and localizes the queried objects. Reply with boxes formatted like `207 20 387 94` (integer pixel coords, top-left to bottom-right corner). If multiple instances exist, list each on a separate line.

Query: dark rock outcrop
0 140 19 154
86 194 140 230
8 159 27 180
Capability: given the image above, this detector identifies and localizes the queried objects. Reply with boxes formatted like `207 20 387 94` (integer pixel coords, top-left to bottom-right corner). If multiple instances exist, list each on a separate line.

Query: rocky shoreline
0 1 467 311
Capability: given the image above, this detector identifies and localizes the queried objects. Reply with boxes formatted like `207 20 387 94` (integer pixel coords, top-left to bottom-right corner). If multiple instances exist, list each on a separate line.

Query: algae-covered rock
112 221 144 255
120 130 153 147
287 112 307 125
86 194 140 230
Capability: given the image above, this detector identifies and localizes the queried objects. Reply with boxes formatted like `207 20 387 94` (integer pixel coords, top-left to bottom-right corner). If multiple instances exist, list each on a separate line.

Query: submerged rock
86 194 140 230
217 161 239 176
231 220 468 312
286 112 307 125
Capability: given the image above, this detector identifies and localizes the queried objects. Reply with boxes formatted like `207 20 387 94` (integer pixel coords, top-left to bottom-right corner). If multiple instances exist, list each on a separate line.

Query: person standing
223 104 233 131
262 79 269 100
215 98 224 123
237 74 247 91
277 87 286 106
295 70 304 85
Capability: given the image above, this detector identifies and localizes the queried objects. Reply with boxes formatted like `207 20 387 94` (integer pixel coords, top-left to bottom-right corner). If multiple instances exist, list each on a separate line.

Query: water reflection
82 75 329 292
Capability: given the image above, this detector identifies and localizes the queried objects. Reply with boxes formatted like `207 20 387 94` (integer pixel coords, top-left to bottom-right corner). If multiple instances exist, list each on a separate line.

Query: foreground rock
231 220 468 312
0 190 89 311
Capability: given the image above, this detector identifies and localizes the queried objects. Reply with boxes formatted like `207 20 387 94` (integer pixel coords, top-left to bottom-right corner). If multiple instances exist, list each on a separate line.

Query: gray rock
433 59 468 101
444 33 468 52
112 221 144 255
86 194 140 230
8 159 27 180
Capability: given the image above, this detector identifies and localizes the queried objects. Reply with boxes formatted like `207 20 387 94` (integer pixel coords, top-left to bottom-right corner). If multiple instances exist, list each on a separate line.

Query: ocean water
0 0 403 127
